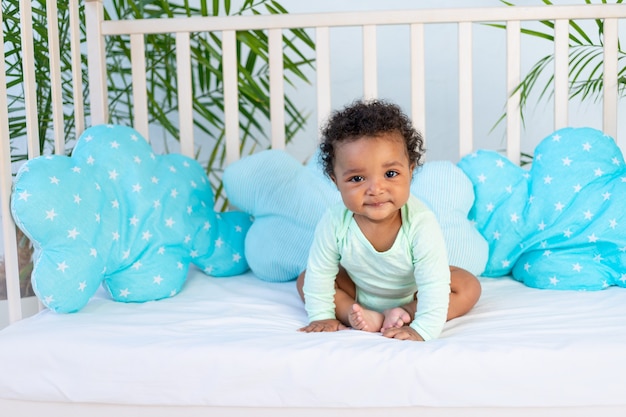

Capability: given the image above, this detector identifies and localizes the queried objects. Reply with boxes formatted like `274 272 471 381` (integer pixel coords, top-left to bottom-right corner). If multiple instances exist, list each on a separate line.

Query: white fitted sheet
1 267 626 409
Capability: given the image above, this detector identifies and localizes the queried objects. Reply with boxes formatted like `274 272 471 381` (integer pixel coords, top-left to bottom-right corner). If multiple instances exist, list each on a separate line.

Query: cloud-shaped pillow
223 150 340 282
458 127 626 290
11 124 251 313
223 149 488 282
411 161 489 276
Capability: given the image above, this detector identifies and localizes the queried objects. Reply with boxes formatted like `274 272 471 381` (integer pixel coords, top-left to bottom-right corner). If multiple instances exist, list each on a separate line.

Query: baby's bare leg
447 266 481 320
397 266 482 322
331 268 388 331
297 266 357 327
298 265 481 330
298 267 387 331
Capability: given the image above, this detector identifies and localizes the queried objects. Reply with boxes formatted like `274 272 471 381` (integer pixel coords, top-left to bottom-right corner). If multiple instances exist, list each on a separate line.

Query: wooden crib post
18 0 39 159
603 17 619 144
0 3 22 325
85 0 108 125
553 19 569 132
506 20 521 166
458 22 473 159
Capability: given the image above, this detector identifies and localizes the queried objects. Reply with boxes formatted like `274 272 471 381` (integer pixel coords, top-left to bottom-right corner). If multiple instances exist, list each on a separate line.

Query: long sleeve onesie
302 195 451 341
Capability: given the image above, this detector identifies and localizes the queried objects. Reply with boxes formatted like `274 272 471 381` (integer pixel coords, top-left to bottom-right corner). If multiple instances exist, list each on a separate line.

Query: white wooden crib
1 1 626 416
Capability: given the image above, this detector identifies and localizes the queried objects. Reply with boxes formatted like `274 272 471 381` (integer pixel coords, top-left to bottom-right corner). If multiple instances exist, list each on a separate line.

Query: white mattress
1 267 626 409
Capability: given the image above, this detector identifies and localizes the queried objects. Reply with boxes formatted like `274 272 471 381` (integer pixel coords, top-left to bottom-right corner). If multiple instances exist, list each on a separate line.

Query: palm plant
1 0 315 298
498 0 625 130
102 0 315 207
3 1 84 158
5 0 314 198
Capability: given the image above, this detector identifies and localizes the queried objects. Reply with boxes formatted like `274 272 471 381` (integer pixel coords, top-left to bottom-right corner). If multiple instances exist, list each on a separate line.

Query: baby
297 99 481 341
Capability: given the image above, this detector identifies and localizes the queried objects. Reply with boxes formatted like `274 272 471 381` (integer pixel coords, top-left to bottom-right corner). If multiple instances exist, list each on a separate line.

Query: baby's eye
349 176 364 183
385 171 399 178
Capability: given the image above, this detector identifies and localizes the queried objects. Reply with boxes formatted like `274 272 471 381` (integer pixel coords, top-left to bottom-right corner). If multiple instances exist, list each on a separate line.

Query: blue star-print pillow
458 127 626 290
11 124 251 313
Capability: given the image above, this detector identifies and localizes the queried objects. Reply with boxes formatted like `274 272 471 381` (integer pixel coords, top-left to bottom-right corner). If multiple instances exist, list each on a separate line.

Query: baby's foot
348 303 384 332
381 307 411 332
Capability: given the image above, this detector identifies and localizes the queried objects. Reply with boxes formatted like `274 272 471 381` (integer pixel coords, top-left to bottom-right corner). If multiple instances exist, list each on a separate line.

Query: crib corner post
84 0 108 125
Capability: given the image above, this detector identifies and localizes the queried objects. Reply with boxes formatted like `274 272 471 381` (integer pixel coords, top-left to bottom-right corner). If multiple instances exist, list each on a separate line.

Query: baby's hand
299 319 347 333
382 325 424 341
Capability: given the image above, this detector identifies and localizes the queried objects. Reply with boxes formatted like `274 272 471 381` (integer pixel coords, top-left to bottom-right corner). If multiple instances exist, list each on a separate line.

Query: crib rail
86 3 626 164
1 1 625 326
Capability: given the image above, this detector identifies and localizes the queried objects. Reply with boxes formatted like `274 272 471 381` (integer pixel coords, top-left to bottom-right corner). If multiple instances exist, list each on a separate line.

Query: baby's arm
301 209 342 329
407 205 451 341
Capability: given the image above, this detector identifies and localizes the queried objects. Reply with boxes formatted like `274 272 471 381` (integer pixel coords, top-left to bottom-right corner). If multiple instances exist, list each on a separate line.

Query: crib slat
19 0 40 158
362 25 378 99
46 0 65 155
602 18 619 143
130 34 149 141
316 27 332 130
269 28 286 150
410 23 426 144
222 30 240 164
69 0 85 137
506 20 521 166
0 5 22 324
553 19 569 131
176 32 195 157
85 0 108 125
458 22 473 158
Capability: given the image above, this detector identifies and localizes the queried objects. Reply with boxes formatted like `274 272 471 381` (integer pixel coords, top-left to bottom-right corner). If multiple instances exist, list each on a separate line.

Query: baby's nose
367 178 384 194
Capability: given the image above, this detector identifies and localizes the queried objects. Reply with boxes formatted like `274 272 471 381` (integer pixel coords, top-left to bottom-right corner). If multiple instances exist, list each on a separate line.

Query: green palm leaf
497 0 625 130
4 0 314 206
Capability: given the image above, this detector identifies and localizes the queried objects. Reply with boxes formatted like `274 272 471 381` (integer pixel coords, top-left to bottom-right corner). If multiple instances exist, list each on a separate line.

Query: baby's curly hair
319 99 425 179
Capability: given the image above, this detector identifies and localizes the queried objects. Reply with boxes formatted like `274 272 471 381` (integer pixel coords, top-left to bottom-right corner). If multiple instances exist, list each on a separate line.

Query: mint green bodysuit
303 195 451 341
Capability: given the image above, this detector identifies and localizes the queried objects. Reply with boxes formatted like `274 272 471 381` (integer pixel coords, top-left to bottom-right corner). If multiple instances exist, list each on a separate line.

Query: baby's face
331 132 414 224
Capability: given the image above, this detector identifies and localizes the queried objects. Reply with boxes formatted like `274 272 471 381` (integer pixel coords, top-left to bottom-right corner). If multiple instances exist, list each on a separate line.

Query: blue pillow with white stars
11 124 251 313
458 127 626 290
